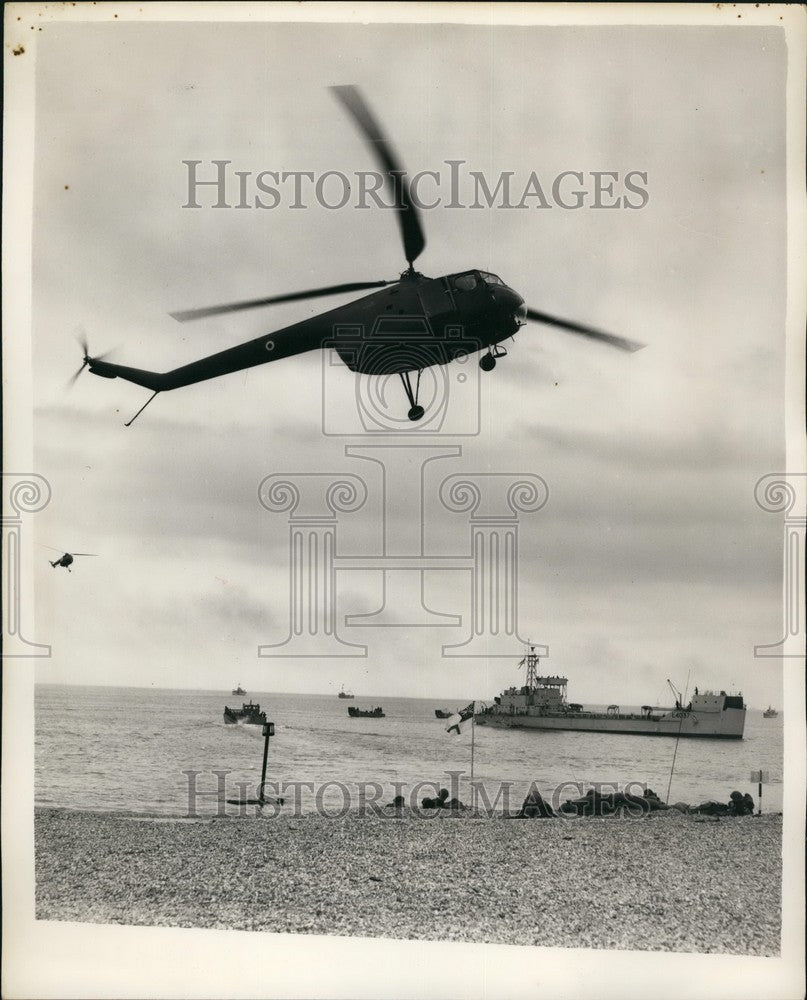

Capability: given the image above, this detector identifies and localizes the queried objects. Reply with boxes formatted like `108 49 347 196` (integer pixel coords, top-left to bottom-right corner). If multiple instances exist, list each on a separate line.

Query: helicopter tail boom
88 317 329 393
88 360 167 392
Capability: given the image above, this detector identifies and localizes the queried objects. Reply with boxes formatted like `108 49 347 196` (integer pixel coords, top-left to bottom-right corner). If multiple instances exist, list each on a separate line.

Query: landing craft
74 86 644 425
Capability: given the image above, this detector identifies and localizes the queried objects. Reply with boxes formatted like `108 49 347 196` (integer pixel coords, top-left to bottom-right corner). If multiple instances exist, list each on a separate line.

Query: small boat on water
224 700 267 725
348 706 384 718
434 709 452 719
232 684 247 696
763 706 778 718
337 685 355 699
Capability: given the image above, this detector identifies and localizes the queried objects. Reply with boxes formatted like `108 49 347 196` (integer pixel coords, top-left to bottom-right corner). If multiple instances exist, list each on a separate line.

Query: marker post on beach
470 707 475 811
259 722 275 802
750 769 769 816
225 720 276 808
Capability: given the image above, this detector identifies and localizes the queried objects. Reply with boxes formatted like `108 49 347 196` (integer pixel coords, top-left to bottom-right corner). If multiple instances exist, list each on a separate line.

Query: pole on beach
225 720 275 808
470 702 476 811
665 671 691 804
750 769 769 816
258 721 275 802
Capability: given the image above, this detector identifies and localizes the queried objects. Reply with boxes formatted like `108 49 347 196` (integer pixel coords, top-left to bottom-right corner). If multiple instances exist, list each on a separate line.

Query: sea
34 686 784 817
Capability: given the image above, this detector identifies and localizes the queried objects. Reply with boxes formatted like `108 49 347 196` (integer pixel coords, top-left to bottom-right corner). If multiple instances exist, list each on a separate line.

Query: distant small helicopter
40 546 98 572
74 86 643 425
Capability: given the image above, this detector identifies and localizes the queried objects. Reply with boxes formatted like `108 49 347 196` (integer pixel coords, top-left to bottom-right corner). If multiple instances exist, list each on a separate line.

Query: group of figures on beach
513 787 757 819
383 786 758 819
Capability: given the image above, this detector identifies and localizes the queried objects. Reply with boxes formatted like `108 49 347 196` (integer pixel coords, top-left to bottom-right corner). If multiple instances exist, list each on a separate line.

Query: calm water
35 686 784 816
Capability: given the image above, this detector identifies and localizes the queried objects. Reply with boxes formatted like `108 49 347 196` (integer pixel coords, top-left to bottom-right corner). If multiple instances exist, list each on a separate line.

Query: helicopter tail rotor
68 328 114 387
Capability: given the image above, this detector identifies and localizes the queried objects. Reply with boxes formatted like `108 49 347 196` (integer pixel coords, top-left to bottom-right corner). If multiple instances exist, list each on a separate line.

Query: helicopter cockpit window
453 273 478 291
479 272 504 286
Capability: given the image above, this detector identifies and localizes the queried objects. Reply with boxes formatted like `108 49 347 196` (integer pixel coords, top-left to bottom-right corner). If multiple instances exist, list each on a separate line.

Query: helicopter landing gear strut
400 369 424 421
480 344 508 372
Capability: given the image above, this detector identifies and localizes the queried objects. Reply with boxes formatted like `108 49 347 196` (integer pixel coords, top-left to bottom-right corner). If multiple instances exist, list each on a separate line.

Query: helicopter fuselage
330 270 526 375
87 270 526 393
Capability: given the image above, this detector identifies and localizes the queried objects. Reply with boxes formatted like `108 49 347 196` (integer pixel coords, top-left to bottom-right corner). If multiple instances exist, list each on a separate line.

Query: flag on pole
446 701 475 735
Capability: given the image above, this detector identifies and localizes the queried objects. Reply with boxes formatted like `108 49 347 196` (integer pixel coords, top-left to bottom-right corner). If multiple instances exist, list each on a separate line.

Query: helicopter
40 546 98 572
74 85 643 425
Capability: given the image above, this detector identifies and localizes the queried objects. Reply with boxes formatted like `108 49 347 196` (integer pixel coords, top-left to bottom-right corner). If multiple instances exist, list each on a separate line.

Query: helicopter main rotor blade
170 280 395 323
71 553 99 557
331 85 426 269
525 308 645 353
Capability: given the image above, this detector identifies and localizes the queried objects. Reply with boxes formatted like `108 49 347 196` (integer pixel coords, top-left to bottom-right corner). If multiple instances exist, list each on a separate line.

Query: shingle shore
35 807 781 955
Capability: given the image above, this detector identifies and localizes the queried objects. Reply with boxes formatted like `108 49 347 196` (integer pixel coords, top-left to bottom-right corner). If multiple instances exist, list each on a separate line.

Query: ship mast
519 642 540 692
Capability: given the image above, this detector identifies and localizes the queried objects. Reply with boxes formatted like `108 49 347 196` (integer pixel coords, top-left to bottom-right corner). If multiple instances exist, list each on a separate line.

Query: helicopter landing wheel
400 369 425 421
479 353 496 372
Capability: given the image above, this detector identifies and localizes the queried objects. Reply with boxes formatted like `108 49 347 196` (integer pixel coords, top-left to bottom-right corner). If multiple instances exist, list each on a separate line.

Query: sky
26 19 790 707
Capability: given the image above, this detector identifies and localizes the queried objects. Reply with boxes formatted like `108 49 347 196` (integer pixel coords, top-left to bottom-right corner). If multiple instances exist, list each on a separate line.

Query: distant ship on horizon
337 685 354 699
763 706 778 718
231 683 247 696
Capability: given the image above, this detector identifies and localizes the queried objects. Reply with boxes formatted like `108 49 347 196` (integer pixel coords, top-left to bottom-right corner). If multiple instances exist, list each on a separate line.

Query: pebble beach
35 807 782 955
